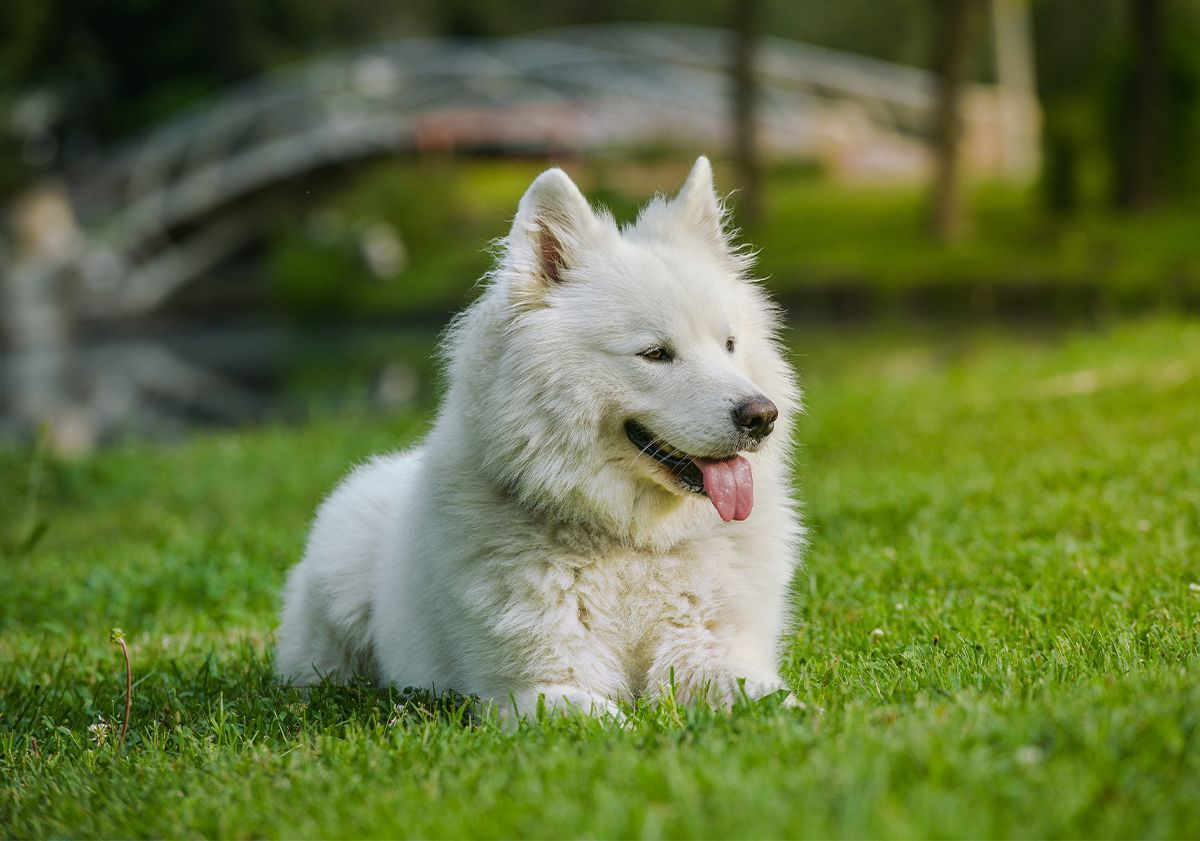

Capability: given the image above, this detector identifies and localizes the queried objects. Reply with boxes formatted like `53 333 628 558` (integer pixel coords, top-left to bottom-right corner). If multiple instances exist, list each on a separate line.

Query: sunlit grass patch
2 317 1198 838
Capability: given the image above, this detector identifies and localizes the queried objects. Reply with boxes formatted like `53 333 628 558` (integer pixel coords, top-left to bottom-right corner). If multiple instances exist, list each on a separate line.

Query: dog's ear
670 156 724 241
507 168 598 296
632 156 750 275
662 155 753 273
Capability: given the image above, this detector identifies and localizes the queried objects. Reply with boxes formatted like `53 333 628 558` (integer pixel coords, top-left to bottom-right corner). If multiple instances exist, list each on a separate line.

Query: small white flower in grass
894 603 905 611
1015 745 1043 766
386 704 405 729
869 628 886 642
88 717 110 747
1188 582 1200 593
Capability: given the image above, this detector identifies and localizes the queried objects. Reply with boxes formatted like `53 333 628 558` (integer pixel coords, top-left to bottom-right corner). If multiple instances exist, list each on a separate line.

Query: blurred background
2 0 1198 453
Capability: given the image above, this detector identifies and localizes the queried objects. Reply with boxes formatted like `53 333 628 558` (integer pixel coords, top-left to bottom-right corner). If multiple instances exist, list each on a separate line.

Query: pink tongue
696 456 754 523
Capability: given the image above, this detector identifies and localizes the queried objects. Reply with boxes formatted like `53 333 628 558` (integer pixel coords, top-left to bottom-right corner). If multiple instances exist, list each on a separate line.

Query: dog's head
442 158 799 544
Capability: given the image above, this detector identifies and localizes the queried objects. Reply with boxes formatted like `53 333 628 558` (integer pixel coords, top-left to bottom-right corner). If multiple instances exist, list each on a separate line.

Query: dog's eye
639 346 674 363
726 337 736 353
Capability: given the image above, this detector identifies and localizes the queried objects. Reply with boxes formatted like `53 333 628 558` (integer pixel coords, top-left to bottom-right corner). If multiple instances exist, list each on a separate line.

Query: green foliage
2 318 1199 837
0 0 404 195
5 0 393 139
1103 7 1200 206
1035 0 1200 209
265 159 1200 324
266 160 546 321
1162 13 1200 198
753 176 1200 303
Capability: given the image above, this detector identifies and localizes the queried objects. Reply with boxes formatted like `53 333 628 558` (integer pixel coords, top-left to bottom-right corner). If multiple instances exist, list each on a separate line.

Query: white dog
276 157 804 715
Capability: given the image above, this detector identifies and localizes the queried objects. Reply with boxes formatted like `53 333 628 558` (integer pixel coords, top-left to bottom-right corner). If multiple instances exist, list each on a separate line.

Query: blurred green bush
266 157 1200 322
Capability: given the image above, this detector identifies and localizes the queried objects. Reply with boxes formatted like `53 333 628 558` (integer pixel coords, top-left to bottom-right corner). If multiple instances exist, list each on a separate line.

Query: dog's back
275 449 423 685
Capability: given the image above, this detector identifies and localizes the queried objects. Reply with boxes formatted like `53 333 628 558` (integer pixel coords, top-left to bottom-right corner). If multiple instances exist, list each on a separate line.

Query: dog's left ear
671 156 724 241
648 156 749 275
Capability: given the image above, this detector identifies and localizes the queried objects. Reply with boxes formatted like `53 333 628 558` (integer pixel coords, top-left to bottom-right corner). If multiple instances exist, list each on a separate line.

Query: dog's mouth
624 420 754 522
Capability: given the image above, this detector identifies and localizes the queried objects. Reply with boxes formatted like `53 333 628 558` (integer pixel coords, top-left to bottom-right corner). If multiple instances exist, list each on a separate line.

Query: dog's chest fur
462 518 739 698
578 547 722 695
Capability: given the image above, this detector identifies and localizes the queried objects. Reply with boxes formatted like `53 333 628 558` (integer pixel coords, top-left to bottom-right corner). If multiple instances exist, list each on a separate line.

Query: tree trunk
731 0 762 226
990 0 1040 180
1119 0 1163 210
929 0 980 242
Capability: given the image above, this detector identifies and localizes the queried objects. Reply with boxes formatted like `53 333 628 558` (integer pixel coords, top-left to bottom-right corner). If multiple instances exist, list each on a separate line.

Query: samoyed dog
276 157 803 715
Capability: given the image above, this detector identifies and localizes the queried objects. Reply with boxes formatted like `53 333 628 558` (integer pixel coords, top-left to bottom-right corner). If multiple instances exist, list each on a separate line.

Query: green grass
265 158 1200 320
756 178 1200 298
2 317 1199 838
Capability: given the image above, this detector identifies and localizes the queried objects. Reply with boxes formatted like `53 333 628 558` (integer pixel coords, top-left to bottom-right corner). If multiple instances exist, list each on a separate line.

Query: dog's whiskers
635 433 667 462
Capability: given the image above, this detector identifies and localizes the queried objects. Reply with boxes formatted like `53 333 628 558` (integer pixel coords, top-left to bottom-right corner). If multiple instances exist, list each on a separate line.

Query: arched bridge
7 23 1033 324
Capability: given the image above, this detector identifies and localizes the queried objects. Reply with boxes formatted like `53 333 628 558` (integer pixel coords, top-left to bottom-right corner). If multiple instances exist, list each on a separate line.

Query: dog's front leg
464 561 627 720
647 647 788 707
645 591 789 707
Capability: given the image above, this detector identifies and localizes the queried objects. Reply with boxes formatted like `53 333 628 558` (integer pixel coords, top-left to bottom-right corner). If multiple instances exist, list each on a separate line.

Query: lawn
1 317 1198 838
264 158 1200 321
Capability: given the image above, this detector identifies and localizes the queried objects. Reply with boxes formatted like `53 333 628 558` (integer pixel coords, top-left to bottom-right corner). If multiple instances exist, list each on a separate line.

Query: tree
928 0 982 242
990 0 1039 180
730 0 763 226
1118 0 1164 209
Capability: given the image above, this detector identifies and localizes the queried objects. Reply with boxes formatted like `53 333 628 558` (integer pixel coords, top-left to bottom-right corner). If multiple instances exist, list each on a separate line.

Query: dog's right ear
507 168 598 299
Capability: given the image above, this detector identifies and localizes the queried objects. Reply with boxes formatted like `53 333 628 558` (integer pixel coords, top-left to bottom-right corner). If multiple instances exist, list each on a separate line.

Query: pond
0 320 444 452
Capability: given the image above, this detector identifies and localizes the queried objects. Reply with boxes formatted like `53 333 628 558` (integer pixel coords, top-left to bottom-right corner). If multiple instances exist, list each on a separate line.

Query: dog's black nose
733 396 778 441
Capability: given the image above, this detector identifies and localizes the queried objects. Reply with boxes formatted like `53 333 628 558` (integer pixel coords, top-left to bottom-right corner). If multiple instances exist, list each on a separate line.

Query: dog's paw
662 668 791 708
730 676 794 706
497 684 621 721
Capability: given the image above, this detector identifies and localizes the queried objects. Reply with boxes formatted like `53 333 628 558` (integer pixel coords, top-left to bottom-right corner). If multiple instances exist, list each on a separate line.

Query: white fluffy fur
276 157 804 715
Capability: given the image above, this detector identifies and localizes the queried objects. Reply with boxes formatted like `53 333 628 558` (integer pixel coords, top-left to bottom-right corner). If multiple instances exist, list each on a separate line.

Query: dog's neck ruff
480 442 718 553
